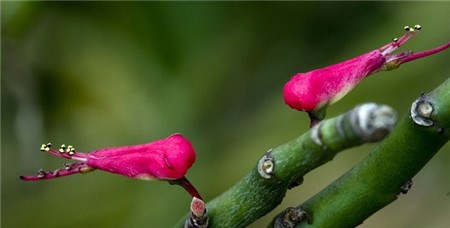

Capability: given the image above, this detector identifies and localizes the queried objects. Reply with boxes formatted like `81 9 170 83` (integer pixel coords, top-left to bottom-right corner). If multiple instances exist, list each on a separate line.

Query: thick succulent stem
175 103 397 228
272 77 450 228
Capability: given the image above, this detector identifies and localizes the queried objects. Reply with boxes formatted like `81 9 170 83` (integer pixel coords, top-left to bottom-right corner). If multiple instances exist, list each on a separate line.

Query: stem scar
258 149 275 179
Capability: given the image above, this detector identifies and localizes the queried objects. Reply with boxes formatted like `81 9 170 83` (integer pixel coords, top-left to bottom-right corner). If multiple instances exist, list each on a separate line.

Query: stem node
258 149 275 179
411 95 434 127
273 207 311 228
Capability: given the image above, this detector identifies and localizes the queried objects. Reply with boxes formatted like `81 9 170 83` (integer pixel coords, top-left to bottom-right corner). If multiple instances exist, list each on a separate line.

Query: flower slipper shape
283 25 449 127
21 133 202 199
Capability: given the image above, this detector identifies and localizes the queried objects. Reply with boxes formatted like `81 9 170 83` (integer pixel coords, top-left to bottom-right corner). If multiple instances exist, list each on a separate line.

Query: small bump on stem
258 149 275 179
400 179 413 194
191 197 206 218
273 207 311 228
288 176 304 190
310 122 327 150
185 197 209 228
411 95 434 127
350 103 397 142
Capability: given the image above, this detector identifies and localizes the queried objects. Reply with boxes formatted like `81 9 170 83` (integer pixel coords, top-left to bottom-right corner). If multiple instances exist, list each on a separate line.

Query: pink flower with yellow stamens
21 133 202 199
283 25 450 127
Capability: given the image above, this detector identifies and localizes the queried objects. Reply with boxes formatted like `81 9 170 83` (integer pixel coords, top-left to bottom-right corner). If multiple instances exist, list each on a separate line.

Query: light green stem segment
282 78 450 228
175 103 397 228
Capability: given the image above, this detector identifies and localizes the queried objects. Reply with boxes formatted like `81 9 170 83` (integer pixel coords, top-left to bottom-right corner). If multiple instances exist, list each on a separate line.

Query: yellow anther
414 24 422 30
404 25 410 31
392 38 398 42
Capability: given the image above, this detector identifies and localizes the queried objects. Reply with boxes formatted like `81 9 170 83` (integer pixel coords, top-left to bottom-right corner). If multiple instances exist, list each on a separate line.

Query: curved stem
175 103 397 228
273 77 450 228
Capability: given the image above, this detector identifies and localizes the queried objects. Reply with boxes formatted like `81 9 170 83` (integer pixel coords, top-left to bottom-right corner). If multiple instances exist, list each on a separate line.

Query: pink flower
21 133 202 199
283 25 450 127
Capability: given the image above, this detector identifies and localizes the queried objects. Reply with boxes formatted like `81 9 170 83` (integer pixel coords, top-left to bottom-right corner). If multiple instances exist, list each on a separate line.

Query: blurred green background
2 2 450 227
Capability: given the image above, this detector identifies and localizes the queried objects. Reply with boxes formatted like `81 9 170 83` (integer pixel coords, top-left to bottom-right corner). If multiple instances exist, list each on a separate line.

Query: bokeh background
2 2 450 228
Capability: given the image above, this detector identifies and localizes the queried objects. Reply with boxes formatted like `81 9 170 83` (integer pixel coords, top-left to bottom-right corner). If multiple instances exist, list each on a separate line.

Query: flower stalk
169 177 203 200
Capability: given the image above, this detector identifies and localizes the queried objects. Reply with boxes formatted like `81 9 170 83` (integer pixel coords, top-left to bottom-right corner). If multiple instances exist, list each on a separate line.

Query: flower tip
167 133 192 145
19 175 41 181
168 133 186 140
190 197 206 217
283 74 320 112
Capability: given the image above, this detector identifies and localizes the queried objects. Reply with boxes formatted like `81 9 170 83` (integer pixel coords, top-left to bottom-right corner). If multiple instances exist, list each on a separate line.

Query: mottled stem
272 77 450 228
175 103 397 228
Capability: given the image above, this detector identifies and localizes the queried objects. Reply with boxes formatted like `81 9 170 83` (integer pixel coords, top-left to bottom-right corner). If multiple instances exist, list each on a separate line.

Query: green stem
276 77 450 228
175 103 397 228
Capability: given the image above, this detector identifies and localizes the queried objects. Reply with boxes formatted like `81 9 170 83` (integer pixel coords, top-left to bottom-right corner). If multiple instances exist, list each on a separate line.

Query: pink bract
284 50 385 112
283 25 449 125
85 133 196 180
20 133 196 181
